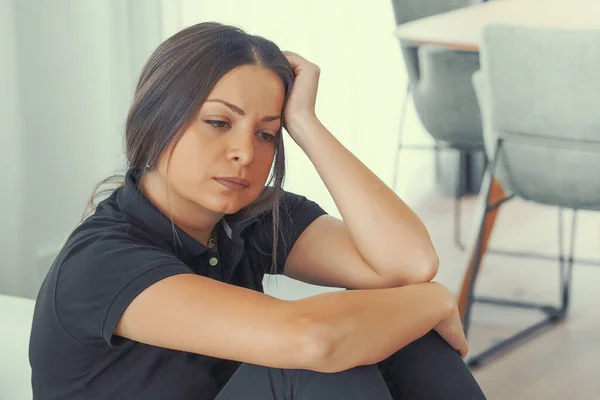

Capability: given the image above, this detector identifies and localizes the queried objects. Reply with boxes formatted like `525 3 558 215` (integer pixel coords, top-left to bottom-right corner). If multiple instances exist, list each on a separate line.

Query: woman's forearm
291 282 454 373
287 117 438 283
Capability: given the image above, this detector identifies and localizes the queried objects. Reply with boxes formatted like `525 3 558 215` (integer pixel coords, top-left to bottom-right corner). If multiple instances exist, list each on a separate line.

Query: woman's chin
195 190 259 216
202 199 248 216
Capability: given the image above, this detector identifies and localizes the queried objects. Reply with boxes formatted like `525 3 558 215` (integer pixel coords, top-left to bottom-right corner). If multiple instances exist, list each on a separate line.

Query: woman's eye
205 120 229 129
257 131 276 142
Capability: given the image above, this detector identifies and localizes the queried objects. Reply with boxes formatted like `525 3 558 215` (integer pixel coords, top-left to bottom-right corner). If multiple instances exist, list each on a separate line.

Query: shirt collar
116 170 262 260
117 170 211 259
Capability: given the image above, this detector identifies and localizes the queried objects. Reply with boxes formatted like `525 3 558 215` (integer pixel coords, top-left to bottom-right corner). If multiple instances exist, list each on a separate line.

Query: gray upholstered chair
391 0 486 249
465 24 600 367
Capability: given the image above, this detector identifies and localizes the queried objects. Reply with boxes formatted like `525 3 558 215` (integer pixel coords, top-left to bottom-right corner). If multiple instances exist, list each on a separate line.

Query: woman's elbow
392 247 439 286
419 248 439 282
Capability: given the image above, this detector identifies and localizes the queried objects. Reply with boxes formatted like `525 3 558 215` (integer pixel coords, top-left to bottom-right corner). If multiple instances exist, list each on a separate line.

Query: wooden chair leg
458 177 505 317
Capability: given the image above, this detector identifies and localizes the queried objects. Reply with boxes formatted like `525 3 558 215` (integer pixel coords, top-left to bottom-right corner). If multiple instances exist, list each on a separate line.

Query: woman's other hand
434 299 469 358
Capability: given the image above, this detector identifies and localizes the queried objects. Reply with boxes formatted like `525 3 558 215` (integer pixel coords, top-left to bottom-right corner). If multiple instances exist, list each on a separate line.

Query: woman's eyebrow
205 99 281 121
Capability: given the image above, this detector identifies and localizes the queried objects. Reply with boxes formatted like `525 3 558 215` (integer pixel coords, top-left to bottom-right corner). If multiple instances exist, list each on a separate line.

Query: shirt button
209 257 219 267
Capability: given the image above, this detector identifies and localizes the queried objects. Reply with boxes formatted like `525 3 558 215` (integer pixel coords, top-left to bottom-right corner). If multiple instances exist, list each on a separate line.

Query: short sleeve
55 230 191 347
248 191 327 274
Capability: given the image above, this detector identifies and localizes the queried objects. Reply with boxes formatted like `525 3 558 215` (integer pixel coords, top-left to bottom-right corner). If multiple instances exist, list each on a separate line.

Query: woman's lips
214 177 250 190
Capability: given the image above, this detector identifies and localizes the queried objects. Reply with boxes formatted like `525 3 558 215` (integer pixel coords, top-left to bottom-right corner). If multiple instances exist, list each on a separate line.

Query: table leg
458 177 505 317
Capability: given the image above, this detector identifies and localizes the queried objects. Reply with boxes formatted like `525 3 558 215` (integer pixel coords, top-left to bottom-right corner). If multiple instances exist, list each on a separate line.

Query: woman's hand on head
283 51 321 139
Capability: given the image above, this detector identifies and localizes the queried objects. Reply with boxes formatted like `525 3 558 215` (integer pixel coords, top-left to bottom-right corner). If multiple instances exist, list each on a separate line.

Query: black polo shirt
29 170 327 400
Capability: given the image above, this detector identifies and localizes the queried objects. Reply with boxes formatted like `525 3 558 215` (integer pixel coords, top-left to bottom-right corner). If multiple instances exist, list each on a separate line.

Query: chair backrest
475 24 600 210
392 0 484 145
390 0 476 26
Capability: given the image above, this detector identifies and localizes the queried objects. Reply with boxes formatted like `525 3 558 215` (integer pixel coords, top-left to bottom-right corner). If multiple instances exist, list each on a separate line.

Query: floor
265 107 600 399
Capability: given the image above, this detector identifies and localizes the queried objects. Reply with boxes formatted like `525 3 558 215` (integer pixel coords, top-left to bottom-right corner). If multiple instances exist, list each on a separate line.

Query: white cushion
0 295 35 400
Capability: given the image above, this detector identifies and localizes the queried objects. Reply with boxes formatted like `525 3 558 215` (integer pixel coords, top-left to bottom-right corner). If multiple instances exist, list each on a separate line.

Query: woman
29 22 486 399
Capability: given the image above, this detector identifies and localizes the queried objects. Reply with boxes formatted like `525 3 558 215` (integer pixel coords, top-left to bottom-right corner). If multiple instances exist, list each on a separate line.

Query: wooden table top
395 0 600 51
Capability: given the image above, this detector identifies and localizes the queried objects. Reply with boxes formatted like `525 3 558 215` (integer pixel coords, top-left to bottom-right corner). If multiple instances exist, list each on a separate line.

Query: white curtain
0 0 165 298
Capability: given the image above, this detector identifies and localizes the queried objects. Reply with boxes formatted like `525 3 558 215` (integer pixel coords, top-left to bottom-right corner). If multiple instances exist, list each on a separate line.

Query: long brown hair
83 22 294 272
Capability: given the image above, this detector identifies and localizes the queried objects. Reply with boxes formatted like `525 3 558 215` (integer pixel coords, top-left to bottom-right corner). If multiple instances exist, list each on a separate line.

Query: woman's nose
226 130 254 166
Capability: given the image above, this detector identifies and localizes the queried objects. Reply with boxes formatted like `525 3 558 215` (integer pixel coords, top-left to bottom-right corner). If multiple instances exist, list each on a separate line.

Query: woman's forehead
206 65 285 111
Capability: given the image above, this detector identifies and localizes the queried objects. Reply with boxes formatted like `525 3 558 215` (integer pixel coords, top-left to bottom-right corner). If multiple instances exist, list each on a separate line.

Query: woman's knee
287 364 393 400
379 330 487 400
219 363 392 400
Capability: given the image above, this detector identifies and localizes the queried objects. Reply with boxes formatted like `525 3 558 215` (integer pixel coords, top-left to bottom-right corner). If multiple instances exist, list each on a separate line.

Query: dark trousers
215 331 487 399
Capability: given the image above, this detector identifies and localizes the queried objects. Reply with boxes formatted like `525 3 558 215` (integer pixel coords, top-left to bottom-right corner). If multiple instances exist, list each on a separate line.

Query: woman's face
158 65 285 215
